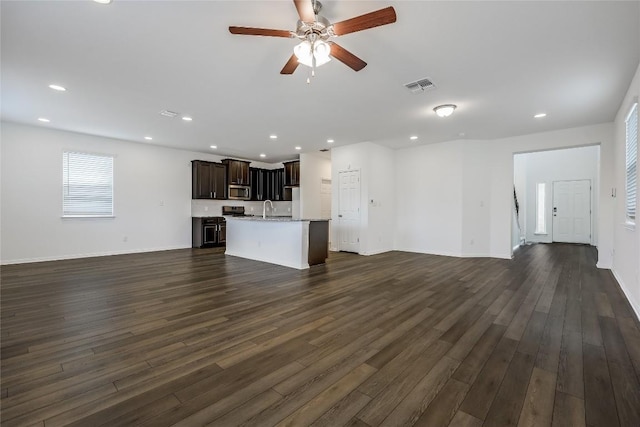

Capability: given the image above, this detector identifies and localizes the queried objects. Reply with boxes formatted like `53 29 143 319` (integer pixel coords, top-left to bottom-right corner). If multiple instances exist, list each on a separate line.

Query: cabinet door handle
210 192 213 198
214 191 216 198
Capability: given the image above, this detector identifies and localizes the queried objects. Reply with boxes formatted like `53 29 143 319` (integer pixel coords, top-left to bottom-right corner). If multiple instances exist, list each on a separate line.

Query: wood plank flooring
1 243 639 426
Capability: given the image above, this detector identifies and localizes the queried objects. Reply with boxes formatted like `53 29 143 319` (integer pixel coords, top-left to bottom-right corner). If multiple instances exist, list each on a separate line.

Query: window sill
623 221 636 231
62 215 115 219
534 232 548 235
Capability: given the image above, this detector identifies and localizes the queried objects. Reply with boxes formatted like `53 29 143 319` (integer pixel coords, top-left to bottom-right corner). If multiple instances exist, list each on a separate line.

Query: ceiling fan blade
281 54 300 75
229 26 292 38
293 0 315 23
331 6 397 36
329 42 367 72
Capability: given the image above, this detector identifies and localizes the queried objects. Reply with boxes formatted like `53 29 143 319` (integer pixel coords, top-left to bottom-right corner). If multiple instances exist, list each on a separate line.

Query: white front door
338 170 360 253
552 180 591 244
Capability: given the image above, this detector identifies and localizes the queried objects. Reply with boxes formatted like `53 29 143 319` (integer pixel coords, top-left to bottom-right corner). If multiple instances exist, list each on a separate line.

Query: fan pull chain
308 42 317 84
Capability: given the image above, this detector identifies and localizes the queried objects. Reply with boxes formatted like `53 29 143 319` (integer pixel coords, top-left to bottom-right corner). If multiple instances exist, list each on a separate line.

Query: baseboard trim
0 245 191 265
611 268 640 322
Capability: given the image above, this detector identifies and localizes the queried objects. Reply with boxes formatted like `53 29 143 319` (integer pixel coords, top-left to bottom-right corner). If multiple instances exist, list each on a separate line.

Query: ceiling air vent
159 110 179 118
319 149 330 152
404 78 435 93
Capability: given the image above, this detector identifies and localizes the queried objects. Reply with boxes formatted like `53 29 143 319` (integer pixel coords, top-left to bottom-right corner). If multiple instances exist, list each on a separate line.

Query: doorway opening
513 145 599 250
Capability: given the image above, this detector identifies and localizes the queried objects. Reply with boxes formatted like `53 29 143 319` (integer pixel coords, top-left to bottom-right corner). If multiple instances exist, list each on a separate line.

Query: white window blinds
63 151 114 217
626 102 638 222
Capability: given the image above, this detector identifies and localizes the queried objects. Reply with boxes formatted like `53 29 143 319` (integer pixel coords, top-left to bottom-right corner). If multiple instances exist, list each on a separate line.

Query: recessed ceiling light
260 153 266 158
94 0 112 3
410 136 418 140
38 117 50 122
269 135 278 139
534 113 547 118
295 146 301 150
210 145 217 149
327 139 334 143
48 84 66 91
144 136 153 140
433 104 457 118
182 116 193 121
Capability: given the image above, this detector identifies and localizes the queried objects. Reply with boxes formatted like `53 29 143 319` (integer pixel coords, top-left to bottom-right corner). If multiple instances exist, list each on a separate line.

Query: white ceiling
2 1 639 163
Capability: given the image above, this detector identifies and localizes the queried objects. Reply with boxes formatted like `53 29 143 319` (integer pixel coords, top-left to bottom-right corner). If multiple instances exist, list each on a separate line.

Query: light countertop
225 216 329 222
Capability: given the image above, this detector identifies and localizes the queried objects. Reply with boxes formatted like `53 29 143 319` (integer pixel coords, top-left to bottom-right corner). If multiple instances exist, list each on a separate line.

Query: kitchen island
225 217 329 269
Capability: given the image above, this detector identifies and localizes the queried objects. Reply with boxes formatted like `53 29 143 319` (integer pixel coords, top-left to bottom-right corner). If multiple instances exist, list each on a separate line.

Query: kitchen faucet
263 200 273 219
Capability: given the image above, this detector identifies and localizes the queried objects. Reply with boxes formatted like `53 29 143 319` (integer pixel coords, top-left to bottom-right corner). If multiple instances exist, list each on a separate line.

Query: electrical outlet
159 200 165 206
123 236 128 242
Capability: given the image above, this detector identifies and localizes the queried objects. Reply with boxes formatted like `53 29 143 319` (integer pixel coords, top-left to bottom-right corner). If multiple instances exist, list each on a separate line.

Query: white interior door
338 170 360 253
552 180 591 244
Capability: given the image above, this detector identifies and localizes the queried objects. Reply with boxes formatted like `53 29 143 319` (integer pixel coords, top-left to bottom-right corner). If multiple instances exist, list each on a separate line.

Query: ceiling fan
228 0 396 75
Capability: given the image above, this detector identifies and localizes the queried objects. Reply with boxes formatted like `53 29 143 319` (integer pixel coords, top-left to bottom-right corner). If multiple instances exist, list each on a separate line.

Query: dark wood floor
1 244 640 426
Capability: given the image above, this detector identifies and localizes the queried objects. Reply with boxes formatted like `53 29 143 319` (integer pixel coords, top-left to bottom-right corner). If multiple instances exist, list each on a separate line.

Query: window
626 102 638 223
535 182 546 234
63 151 114 217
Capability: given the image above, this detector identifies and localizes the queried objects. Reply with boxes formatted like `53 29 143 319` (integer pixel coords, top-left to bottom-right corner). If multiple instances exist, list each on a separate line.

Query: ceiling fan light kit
434 104 457 118
228 0 396 78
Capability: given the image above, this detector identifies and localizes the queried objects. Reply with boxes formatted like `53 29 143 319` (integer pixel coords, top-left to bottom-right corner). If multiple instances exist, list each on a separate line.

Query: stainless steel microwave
228 185 250 200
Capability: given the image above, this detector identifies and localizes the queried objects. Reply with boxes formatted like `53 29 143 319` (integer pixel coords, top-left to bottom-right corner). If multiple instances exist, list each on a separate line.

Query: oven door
203 223 218 245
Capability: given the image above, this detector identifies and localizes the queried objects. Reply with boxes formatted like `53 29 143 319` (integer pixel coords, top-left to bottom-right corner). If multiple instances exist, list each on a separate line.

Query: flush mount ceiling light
48 84 66 91
327 139 334 143
270 135 278 139
410 136 418 140
534 113 547 118
433 104 457 118
295 146 302 150
38 117 50 122
93 0 112 4
260 153 267 158
182 116 193 122
210 145 217 149
144 136 153 140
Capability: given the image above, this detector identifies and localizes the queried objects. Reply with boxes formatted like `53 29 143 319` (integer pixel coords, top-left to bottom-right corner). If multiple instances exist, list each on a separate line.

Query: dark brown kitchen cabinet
222 159 250 186
250 167 285 201
272 168 285 201
192 160 227 199
284 160 300 187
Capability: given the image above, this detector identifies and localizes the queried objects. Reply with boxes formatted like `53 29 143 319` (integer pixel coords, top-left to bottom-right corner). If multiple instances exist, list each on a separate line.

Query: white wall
299 152 331 220
394 141 464 257
612 62 640 318
489 124 614 261
0 122 287 264
331 142 395 255
391 123 614 261
514 145 599 244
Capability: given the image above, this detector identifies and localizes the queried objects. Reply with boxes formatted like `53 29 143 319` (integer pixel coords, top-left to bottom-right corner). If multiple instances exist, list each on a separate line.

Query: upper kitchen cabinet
272 168 285 201
283 160 300 187
250 167 285 201
192 160 227 199
222 159 250 186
